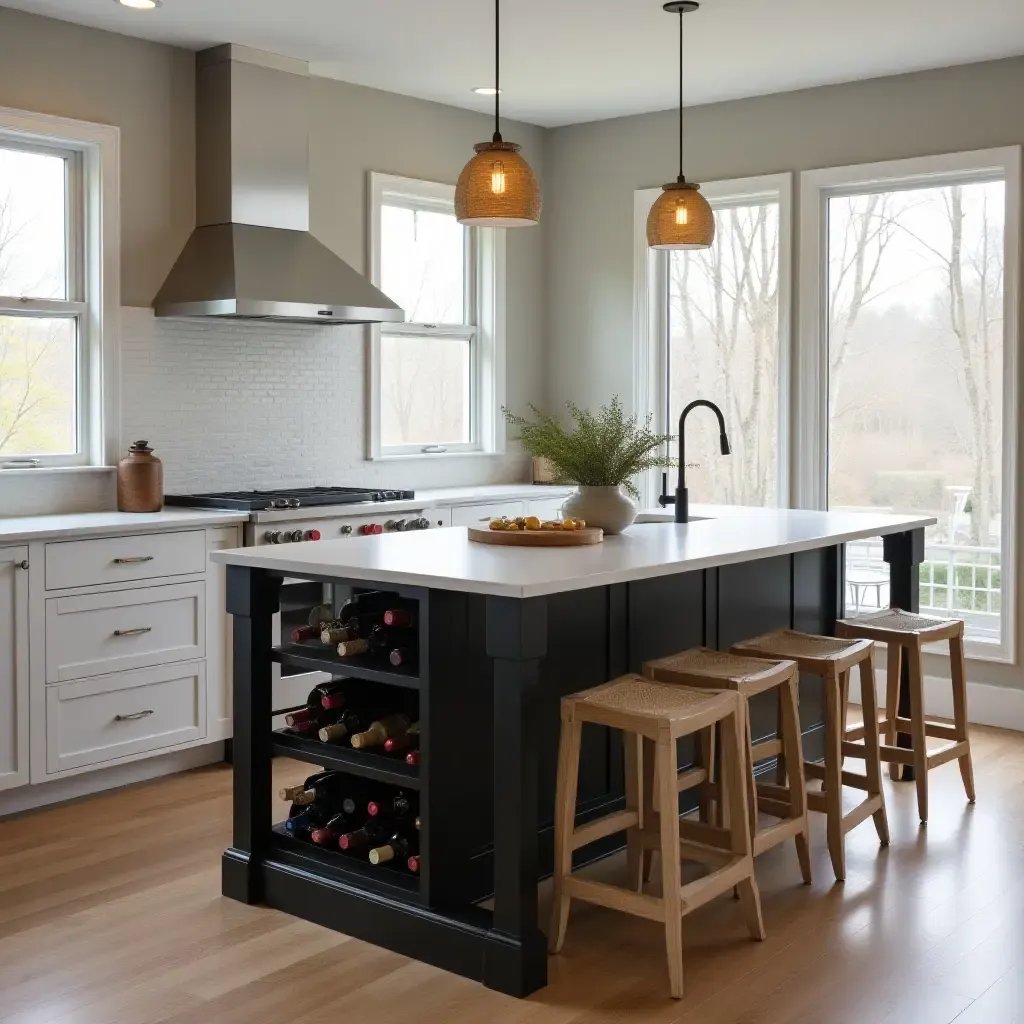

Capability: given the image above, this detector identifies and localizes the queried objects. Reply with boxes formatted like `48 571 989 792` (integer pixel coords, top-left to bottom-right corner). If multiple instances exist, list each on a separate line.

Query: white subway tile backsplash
120 307 524 493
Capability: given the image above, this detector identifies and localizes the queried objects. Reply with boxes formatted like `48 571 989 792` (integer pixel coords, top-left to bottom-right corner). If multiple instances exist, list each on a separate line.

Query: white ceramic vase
562 486 638 535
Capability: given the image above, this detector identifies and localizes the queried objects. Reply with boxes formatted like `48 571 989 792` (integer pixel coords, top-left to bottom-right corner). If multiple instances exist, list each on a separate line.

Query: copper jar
117 440 163 513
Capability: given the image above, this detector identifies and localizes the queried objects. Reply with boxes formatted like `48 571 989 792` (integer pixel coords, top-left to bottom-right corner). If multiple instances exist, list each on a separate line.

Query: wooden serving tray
468 526 604 547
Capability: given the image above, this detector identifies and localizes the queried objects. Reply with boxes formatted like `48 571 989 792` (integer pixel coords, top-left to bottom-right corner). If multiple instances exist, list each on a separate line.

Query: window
800 149 1020 658
368 173 505 458
0 108 119 469
634 174 792 507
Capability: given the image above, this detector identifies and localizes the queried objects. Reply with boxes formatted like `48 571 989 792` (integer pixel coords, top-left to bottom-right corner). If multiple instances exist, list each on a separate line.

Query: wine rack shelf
274 642 420 690
271 729 420 788
271 825 421 899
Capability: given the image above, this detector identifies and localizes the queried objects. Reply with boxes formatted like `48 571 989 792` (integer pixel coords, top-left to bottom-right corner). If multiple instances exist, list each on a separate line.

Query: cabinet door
205 525 241 742
0 546 29 791
450 501 526 527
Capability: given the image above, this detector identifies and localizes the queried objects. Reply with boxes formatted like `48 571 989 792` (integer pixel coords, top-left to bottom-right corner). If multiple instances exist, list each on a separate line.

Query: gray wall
544 56 1024 414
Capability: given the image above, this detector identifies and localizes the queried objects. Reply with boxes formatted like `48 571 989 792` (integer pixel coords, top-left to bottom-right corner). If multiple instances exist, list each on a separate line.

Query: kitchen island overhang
212 508 933 997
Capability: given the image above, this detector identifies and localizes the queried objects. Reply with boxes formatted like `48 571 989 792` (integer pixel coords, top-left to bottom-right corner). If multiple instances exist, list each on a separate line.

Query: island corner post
216 520 929 998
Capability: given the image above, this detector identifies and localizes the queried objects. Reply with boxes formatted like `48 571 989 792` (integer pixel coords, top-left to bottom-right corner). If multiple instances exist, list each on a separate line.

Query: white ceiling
6 0 1024 126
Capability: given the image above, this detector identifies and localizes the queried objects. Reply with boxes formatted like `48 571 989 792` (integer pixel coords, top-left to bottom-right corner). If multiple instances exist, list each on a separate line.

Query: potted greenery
503 397 675 534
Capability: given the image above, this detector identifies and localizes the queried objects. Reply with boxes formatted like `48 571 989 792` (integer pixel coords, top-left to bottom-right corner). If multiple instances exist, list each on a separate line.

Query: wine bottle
404 749 420 767
338 820 390 852
382 607 415 628
368 828 418 866
321 623 359 645
350 712 412 750
388 647 412 667
407 855 421 874
318 708 388 744
338 626 415 661
284 805 329 837
279 770 336 804
383 722 419 753
307 603 334 626
309 812 355 846
366 789 415 820
290 624 323 642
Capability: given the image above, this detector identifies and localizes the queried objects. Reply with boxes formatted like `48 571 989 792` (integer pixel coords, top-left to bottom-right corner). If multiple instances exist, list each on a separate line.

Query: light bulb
675 198 689 226
491 160 507 195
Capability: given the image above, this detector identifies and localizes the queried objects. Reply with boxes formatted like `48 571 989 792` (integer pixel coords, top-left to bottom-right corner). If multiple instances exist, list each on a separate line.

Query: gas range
165 485 441 546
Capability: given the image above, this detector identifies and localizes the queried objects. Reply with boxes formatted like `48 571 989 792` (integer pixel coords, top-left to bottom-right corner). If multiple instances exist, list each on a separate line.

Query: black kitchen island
211 506 931 996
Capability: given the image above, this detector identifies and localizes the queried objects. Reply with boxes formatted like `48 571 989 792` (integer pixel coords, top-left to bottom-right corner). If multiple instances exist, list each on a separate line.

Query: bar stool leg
777 674 812 884
696 726 717 825
641 737 656 883
838 670 851 768
774 687 788 787
858 648 889 845
721 708 765 941
657 727 685 999
907 641 929 824
548 707 582 953
823 666 846 882
624 731 644 892
885 642 903 781
949 632 976 804
742 704 758 846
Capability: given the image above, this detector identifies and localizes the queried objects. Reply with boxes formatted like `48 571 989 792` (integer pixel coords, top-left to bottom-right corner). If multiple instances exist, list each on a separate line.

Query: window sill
368 450 509 463
0 465 115 478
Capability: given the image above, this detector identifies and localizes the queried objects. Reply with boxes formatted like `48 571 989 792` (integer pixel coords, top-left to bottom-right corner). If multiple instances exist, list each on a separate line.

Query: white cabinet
450 501 526 527
205 525 241 742
0 546 29 791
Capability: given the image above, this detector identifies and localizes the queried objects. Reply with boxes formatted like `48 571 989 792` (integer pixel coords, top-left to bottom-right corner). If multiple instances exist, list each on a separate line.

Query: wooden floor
2 724 1023 1024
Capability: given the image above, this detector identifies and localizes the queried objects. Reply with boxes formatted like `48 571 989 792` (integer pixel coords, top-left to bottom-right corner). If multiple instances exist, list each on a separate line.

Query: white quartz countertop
0 508 249 544
210 505 935 599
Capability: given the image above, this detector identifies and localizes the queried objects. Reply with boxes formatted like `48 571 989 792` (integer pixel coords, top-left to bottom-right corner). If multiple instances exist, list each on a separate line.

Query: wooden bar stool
549 674 764 999
835 609 975 823
643 648 811 886
731 630 889 882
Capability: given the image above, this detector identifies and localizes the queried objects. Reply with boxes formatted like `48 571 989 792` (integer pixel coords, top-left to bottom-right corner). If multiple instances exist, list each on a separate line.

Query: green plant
503 397 674 499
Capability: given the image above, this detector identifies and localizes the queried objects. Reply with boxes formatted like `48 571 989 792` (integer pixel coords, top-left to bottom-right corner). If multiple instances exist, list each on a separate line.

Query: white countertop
0 508 249 544
210 505 935 599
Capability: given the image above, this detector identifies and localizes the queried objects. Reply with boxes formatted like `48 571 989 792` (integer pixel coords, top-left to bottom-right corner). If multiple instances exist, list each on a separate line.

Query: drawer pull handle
16 560 29 570
114 709 155 722
113 556 154 565
113 626 153 638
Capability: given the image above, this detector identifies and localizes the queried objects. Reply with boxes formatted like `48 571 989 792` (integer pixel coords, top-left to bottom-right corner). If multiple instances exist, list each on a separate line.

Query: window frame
798 148 1021 663
366 172 505 460
632 173 793 508
0 107 119 470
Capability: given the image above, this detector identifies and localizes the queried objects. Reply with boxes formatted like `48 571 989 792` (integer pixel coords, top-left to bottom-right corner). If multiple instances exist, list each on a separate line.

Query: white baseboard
852 672 1024 733
0 742 226 819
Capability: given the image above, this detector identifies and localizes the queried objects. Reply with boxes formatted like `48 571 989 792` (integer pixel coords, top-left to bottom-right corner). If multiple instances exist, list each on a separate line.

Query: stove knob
384 519 400 532
264 530 283 544
305 529 321 541
288 530 304 542
413 517 431 530
359 524 376 536
339 525 353 536
287 498 301 508
373 523 384 535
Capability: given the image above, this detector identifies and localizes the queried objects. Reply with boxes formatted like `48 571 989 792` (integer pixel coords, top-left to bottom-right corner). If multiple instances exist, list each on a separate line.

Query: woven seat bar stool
835 609 974 824
549 674 764 999
731 630 889 882
643 648 811 886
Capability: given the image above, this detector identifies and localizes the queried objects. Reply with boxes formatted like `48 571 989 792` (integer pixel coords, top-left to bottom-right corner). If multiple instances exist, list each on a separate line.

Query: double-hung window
634 174 793 507
0 108 118 469
368 173 505 458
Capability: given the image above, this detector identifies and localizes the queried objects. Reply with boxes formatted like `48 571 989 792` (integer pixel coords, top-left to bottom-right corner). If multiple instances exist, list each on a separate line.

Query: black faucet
659 399 731 523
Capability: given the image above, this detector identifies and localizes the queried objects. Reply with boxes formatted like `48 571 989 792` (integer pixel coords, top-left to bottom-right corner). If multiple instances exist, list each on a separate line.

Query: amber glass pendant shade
646 179 715 249
456 140 541 227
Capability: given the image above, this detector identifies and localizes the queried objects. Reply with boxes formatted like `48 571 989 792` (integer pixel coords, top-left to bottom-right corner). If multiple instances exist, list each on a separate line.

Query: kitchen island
211 506 932 996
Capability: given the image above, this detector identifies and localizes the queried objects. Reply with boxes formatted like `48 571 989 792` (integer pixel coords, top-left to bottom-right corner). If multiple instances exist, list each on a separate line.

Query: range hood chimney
154 45 403 325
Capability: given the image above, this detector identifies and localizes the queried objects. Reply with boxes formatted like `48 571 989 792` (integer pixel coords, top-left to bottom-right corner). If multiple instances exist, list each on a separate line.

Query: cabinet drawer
46 582 206 683
46 662 205 774
450 501 525 527
45 531 206 591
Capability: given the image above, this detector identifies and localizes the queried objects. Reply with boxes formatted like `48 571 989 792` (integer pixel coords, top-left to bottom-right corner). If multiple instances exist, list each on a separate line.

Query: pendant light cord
493 0 502 143
677 7 684 182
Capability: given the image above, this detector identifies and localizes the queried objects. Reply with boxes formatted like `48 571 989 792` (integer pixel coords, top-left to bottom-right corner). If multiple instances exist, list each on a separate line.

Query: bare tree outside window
827 181 1005 642
668 201 781 506
0 145 77 457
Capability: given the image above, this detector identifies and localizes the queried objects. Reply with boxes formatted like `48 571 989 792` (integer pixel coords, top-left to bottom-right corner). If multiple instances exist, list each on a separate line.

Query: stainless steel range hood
154 46 403 325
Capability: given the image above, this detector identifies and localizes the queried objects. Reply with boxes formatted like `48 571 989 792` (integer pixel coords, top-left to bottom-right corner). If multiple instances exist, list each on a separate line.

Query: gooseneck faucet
659 399 731 523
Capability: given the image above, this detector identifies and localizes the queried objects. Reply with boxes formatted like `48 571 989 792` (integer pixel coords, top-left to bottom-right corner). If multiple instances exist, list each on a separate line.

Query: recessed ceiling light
472 87 501 96
115 0 161 9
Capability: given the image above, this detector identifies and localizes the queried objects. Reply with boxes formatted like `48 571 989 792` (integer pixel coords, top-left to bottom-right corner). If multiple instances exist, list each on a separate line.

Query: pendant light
455 0 542 227
647 1 715 249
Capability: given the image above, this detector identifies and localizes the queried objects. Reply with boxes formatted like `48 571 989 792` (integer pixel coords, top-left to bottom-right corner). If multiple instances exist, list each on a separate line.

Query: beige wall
0 7 195 306
544 56 1024 414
